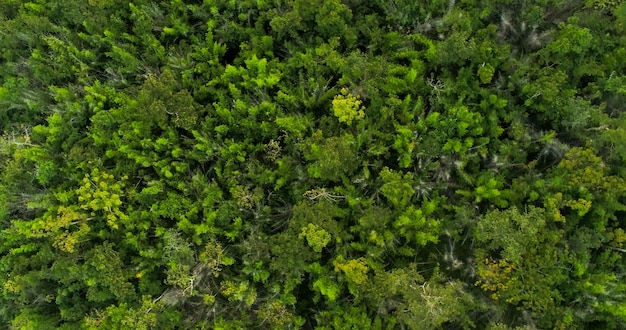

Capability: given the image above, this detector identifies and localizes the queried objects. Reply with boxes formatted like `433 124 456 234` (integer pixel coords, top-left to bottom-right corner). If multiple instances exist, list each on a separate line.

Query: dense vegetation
2 0 626 328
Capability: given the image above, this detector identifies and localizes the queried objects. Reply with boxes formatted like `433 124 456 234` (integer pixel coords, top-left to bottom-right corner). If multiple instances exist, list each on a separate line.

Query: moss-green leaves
299 223 332 253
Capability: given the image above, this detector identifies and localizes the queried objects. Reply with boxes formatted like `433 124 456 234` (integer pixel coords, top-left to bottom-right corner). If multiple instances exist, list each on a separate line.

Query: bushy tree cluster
2 0 626 329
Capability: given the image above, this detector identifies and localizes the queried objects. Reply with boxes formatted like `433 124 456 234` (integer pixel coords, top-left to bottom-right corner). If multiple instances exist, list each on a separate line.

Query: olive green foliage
1 0 626 329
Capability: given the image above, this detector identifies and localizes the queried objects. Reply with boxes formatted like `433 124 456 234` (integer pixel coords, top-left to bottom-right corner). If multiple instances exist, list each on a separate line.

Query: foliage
332 88 365 125
1 0 625 329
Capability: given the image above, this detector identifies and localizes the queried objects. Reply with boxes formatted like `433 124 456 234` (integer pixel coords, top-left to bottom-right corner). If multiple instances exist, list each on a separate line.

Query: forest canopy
2 0 626 329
